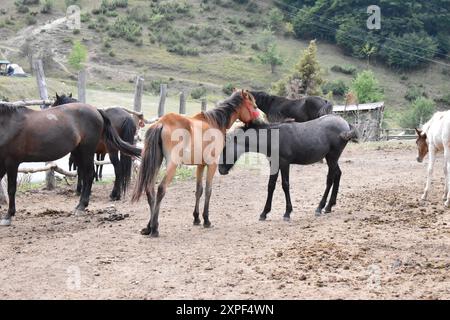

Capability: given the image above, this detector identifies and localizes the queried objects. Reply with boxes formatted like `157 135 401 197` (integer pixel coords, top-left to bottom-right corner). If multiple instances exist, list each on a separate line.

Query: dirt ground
0 141 449 299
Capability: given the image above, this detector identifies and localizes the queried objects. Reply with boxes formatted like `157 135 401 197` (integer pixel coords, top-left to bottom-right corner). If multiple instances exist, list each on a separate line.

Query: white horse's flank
419 111 450 205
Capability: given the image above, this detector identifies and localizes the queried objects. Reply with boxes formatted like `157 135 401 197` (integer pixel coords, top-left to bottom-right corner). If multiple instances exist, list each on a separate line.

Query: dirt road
0 141 448 299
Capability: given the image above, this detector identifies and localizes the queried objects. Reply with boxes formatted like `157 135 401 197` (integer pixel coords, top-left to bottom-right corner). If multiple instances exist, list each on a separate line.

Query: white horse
415 111 450 206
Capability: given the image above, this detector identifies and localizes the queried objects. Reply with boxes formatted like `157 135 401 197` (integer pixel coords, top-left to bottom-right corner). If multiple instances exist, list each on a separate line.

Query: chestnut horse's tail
131 124 164 202
98 109 142 158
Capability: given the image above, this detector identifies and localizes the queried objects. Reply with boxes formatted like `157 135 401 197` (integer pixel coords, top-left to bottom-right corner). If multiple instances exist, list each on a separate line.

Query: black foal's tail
131 124 164 202
340 124 359 143
98 109 142 158
119 116 137 195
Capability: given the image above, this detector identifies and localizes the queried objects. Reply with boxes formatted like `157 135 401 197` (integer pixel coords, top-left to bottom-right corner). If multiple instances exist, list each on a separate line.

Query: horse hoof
315 209 322 216
324 209 331 214
150 231 159 238
445 201 450 208
109 196 120 201
203 221 212 228
259 215 267 221
0 218 11 226
140 228 151 235
193 219 201 226
283 216 290 221
73 209 85 216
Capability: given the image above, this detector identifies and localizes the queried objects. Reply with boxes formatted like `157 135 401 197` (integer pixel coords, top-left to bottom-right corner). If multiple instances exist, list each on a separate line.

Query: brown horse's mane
199 91 244 129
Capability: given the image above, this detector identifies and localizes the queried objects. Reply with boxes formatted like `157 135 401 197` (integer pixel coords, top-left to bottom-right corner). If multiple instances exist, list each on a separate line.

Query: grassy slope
0 0 449 125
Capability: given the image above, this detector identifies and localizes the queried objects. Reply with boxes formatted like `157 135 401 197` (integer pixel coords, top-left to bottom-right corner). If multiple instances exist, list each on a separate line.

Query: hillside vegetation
0 0 449 126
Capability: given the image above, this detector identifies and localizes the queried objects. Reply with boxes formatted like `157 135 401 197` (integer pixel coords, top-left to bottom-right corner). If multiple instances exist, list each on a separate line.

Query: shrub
191 87 207 99
17 5 29 14
167 44 199 56
128 6 148 22
25 14 37 25
113 0 128 8
400 97 436 128
349 70 384 104
267 8 283 32
40 0 53 13
322 80 348 96
404 85 425 102
222 83 235 95
330 64 357 75
108 16 142 42
68 40 88 70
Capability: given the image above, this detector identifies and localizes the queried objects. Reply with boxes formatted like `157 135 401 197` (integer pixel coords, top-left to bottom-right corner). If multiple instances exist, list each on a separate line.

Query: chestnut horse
53 93 145 200
132 90 260 237
415 111 450 206
0 103 141 226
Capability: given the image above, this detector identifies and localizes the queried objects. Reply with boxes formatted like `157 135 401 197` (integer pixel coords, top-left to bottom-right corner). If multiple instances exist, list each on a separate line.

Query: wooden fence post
201 98 207 112
0 178 6 205
179 91 186 114
133 76 144 113
33 59 55 190
77 68 86 103
158 84 167 117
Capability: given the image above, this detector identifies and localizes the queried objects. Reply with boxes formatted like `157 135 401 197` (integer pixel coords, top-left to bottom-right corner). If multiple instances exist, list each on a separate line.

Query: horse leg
324 164 342 213
1 164 18 226
444 147 450 207
141 186 156 235
315 158 336 216
202 164 217 228
109 151 122 201
422 148 436 201
74 151 95 215
280 165 293 221
444 161 448 201
0 167 7 206
95 153 100 182
260 169 279 221
146 162 177 237
193 165 205 225
99 153 105 180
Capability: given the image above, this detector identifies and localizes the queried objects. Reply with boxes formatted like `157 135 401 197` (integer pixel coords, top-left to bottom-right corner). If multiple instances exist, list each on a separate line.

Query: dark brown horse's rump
16 103 102 162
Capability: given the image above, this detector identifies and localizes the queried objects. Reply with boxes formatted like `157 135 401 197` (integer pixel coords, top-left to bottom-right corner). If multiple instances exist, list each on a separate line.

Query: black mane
202 91 244 128
0 105 27 115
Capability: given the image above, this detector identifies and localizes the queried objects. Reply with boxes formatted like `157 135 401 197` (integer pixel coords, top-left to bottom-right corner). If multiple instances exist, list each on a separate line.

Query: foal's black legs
260 168 279 221
280 165 293 221
324 165 341 213
109 151 122 201
315 158 339 216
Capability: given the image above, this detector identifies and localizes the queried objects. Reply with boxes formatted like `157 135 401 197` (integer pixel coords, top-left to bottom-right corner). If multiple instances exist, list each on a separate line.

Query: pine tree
272 40 324 97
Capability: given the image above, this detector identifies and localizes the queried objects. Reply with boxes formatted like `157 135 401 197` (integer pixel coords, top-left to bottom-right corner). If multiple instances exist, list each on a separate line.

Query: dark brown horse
132 90 260 237
0 103 141 226
249 91 333 122
53 93 145 200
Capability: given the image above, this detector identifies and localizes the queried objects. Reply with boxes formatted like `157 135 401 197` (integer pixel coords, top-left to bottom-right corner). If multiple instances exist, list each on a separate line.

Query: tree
400 97 436 128
382 33 438 70
272 39 324 97
291 39 324 96
360 43 377 67
258 43 283 74
68 40 88 71
267 8 284 32
348 70 384 104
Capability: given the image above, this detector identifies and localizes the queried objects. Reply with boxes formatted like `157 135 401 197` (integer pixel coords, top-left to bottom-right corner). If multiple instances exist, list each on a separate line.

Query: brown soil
0 141 449 299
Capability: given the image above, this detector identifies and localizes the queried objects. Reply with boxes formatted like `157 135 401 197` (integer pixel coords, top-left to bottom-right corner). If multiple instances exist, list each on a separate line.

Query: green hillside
0 0 449 125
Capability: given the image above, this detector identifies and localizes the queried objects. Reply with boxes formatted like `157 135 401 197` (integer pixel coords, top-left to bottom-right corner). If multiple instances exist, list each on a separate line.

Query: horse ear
55 92 59 99
232 87 238 93
415 128 422 136
69 93 72 98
